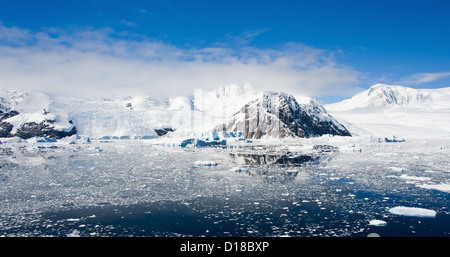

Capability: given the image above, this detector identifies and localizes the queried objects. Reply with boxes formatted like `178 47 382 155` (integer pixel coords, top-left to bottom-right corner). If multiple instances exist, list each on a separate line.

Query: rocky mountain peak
214 91 351 139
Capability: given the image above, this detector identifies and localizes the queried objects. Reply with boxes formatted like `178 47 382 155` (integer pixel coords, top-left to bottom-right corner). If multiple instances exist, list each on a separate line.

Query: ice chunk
194 161 219 166
418 183 450 193
180 138 226 147
27 137 57 143
369 219 387 226
399 174 431 181
67 229 81 237
66 218 81 222
388 206 437 218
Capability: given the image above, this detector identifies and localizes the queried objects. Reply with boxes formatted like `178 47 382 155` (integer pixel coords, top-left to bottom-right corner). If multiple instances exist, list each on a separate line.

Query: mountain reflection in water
228 144 337 167
229 152 316 166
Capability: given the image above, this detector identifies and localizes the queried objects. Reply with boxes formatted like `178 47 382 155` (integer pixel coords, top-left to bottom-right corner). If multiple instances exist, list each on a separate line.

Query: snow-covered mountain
325 83 450 138
326 83 434 111
5 83 449 141
0 84 351 140
194 83 260 117
214 91 351 139
0 89 76 139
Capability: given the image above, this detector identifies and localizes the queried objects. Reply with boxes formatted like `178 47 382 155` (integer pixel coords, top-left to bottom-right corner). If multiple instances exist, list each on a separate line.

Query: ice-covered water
0 137 449 237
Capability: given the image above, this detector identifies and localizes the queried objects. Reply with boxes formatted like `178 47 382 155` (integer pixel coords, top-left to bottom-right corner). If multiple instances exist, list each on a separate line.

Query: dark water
4 184 449 237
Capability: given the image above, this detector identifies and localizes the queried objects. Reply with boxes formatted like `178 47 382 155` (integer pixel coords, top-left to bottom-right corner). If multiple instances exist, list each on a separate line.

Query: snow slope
325 84 450 139
65 96 174 138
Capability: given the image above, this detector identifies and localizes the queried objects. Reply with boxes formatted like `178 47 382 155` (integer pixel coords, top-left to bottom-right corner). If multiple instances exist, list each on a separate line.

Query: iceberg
180 138 226 148
368 219 387 226
418 183 450 193
32 137 57 143
388 206 437 218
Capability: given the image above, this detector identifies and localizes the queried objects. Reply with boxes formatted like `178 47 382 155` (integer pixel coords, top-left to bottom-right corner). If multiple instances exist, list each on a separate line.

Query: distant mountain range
0 85 350 140
1 83 449 140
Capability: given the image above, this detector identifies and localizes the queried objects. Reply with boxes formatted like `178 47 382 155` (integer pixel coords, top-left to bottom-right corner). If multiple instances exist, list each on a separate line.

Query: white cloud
0 24 361 99
401 72 450 86
220 28 270 46
0 22 33 46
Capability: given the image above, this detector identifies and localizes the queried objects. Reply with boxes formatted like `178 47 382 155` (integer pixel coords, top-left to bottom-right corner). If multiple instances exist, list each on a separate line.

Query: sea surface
0 138 449 237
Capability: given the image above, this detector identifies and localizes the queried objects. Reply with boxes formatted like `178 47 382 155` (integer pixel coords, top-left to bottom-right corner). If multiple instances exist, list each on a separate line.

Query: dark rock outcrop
0 110 20 137
154 127 174 136
0 109 77 139
14 121 77 139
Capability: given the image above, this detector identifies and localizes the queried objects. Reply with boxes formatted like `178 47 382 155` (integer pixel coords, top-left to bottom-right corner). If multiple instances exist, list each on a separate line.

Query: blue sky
1 0 450 102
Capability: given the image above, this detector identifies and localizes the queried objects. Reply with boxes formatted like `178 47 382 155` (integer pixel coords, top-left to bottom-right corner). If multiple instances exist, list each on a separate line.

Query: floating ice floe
398 174 431 181
194 161 219 166
417 183 450 193
388 167 404 172
388 206 437 218
66 229 81 237
369 219 387 226
66 218 81 222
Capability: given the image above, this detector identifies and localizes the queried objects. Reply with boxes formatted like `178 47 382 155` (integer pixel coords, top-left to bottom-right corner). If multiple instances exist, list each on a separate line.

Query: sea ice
369 219 387 226
66 229 81 237
418 183 450 193
398 174 431 181
388 167 404 172
388 206 437 218
194 161 219 166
